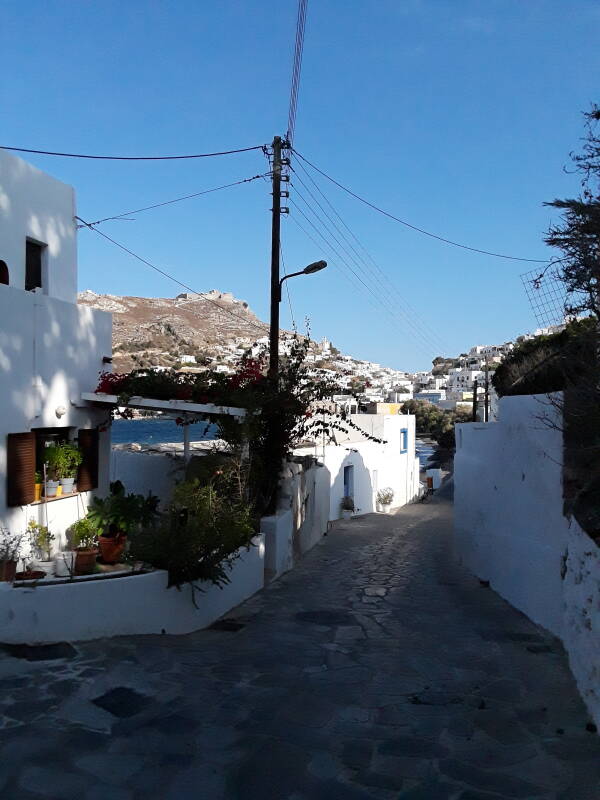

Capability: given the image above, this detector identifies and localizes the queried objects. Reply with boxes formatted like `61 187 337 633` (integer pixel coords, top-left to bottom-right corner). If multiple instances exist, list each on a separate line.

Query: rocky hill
78 290 269 372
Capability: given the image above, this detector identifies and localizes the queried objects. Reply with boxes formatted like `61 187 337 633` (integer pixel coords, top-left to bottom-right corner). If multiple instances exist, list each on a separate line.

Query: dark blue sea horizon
111 418 218 445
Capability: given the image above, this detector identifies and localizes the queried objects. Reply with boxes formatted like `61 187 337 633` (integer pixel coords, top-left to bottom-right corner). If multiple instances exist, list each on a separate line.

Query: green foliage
400 399 470 450
0 527 24 562
68 518 98 550
340 496 355 511
43 442 83 480
27 519 55 560
87 481 159 537
129 476 255 589
491 318 596 397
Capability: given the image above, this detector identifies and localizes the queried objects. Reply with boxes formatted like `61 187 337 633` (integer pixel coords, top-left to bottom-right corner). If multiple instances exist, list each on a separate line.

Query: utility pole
472 379 478 422
484 355 489 422
268 135 283 380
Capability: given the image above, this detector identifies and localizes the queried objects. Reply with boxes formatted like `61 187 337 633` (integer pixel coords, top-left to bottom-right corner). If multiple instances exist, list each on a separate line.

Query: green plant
27 519 55 560
0 527 24 562
377 487 394 505
341 495 355 511
68 518 98 550
129 479 255 590
34 471 42 484
43 442 83 480
87 481 159 537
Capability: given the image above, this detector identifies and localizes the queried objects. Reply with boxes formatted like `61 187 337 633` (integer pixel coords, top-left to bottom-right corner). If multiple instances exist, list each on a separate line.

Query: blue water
111 418 218 445
415 438 437 470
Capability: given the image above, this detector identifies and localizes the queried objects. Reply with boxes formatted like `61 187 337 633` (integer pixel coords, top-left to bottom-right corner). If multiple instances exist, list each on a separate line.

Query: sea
111 418 218 446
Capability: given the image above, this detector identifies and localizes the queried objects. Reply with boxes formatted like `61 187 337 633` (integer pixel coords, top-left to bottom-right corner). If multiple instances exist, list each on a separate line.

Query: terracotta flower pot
15 569 46 581
0 560 17 582
99 534 127 565
75 548 98 576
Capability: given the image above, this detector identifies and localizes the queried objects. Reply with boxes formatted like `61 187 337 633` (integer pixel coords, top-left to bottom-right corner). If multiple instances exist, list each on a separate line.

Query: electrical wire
280 243 297 331
289 182 442 357
286 194 436 360
291 156 448 350
290 165 446 354
287 0 308 147
79 173 268 228
293 149 549 264
1 144 266 161
76 217 269 335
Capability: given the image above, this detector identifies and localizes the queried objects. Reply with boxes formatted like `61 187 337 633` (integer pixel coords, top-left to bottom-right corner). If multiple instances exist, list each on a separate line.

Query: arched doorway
0 260 9 286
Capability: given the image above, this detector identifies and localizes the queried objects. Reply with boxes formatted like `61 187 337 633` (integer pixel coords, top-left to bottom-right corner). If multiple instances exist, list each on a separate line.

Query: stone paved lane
1 495 599 799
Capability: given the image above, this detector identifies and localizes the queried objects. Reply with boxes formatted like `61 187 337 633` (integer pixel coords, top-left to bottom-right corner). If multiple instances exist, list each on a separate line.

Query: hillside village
80 289 563 419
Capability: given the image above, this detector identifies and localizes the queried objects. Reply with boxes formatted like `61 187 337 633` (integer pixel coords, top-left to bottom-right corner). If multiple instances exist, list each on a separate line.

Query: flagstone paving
0 493 599 799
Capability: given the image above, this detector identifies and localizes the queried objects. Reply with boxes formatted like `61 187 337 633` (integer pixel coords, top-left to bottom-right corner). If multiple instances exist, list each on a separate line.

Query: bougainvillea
96 334 383 519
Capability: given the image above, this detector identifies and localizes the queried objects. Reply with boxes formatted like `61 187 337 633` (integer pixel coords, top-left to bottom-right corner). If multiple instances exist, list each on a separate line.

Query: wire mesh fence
520 266 567 329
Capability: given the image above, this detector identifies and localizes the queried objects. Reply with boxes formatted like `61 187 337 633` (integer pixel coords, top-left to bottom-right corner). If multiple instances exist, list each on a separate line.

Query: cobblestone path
1 495 599 799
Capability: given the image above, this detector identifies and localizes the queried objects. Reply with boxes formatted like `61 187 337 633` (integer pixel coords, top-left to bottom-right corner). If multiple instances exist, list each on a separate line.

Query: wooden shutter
6 433 35 506
77 429 99 491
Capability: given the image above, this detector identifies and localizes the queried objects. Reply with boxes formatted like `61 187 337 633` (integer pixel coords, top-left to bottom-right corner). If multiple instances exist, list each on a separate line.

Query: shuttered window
6 433 35 506
77 428 99 491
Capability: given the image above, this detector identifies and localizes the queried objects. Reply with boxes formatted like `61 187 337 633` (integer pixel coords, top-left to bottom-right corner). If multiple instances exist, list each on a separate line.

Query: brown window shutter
6 433 35 506
77 429 99 491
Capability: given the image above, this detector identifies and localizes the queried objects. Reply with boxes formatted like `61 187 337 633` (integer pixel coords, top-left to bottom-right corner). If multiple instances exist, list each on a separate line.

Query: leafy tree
545 106 600 318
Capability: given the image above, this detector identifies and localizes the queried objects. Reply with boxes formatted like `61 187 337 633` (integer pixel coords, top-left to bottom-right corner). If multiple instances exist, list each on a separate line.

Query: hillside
78 289 269 372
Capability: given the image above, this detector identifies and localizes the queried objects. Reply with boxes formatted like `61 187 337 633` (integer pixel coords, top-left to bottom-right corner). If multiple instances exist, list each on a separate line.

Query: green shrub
129 479 255 589
492 318 596 397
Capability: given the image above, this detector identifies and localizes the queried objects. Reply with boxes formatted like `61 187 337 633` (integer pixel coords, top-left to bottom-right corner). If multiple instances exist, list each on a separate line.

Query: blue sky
1 0 598 371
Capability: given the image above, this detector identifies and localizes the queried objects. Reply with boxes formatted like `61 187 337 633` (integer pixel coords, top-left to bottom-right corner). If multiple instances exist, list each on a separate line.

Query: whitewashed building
0 149 112 545
296 413 420 520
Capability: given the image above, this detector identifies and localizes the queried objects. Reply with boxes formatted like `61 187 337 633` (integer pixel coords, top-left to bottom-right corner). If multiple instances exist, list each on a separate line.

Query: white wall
0 284 112 545
0 149 78 303
297 414 420 520
0 536 264 644
110 449 185 507
454 393 600 727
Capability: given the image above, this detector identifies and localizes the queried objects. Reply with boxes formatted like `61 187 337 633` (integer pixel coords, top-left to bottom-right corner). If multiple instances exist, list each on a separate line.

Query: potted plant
57 442 83 495
27 519 55 576
54 549 77 578
43 445 61 497
340 495 355 520
377 487 394 514
69 518 98 575
0 527 24 583
34 471 43 502
87 481 159 564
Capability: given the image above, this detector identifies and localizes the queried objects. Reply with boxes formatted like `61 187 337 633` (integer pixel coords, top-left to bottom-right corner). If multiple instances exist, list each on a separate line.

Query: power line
287 192 436 359
290 164 446 353
79 173 268 228
1 144 266 161
293 149 548 264
287 0 308 147
289 182 441 356
76 217 269 335
291 156 448 351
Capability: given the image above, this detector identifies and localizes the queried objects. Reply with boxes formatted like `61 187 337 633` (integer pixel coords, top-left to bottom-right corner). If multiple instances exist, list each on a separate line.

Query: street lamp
269 260 327 377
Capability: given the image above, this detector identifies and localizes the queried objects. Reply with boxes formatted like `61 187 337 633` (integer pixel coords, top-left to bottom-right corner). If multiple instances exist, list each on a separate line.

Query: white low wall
110 448 185 507
0 535 264 644
455 393 600 727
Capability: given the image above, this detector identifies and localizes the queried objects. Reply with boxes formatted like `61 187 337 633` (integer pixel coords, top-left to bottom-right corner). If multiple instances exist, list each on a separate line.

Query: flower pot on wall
54 551 76 577
45 480 59 498
60 478 76 495
341 510 352 521
0 560 17 582
34 483 43 502
75 548 98 575
33 559 55 577
99 533 127 565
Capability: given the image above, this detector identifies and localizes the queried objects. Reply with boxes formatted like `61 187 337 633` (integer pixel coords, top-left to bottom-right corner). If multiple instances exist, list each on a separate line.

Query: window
5 428 99 506
400 429 408 453
25 239 44 291
0 260 8 285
